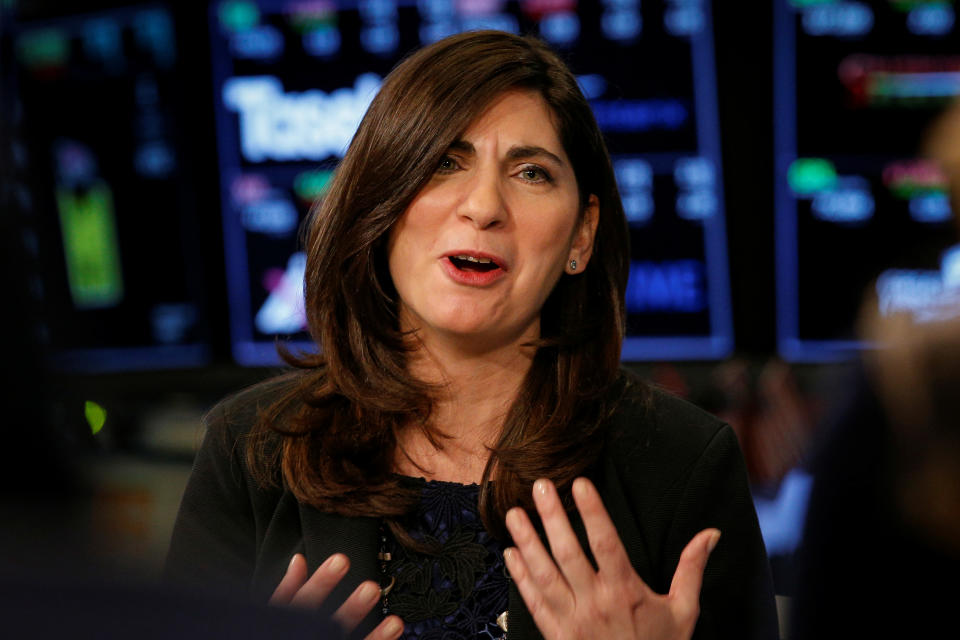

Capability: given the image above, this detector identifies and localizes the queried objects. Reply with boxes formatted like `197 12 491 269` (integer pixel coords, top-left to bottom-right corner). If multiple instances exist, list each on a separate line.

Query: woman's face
387 90 598 352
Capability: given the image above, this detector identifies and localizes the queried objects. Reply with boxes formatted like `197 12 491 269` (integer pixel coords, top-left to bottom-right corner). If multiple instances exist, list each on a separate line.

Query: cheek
391 192 451 253
388 200 434 267
386 218 421 296
517 216 578 297
527 207 580 261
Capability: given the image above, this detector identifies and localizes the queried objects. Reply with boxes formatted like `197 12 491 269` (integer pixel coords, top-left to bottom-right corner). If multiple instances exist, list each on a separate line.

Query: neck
393 330 535 483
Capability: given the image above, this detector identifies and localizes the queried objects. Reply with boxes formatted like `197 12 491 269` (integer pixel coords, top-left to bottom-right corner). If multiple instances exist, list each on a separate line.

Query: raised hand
271 553 404 640
504 477 720 640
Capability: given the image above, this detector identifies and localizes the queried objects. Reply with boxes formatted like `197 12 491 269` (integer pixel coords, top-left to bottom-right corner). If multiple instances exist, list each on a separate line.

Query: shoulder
194 372 306 481
609 368 728 447
603 369 733 479
175 372 306 519
204 372 303 439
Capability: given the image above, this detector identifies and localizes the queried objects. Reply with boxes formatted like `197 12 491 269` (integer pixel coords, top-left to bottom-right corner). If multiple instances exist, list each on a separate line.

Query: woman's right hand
270 553 404 640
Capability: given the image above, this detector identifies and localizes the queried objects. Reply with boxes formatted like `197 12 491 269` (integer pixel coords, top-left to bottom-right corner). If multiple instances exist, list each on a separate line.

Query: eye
518 165 553 184
436 155 460 173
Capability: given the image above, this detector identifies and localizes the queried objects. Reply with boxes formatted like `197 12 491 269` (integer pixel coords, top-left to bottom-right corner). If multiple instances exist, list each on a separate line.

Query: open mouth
447 255 501 273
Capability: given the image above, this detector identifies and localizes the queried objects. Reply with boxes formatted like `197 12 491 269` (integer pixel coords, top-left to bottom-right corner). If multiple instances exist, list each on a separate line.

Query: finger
572 478 638 586
270 553 308 605
289 553 350 608
332 580 383 633
668 528 720 624
363 615 404 640
532 478 597 593
503 547 564 640
505 506 573 611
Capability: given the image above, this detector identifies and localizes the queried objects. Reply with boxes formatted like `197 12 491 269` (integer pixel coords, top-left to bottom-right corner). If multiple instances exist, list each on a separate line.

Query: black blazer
165 373 779 639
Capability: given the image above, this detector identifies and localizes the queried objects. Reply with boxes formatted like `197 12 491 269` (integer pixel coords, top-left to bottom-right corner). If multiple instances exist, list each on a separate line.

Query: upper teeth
454 255 492 263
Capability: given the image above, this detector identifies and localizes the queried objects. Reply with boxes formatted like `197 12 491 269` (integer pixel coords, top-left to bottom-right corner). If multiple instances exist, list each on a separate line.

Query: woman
166 31 778 640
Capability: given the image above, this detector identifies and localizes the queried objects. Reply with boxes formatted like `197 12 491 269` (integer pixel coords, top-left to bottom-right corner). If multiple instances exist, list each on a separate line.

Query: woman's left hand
504 477 720 640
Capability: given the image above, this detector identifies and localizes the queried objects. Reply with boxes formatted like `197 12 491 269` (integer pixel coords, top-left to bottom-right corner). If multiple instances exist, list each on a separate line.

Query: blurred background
2 0 959 618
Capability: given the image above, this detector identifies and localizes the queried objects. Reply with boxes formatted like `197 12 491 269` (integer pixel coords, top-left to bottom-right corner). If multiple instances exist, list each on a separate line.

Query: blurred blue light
664 6 704 36
462 13 519 34
576 74 607 100
674 156 715 189
230 25 284 60
676 191 717 220
419 20 458 44
417 0 455 20
615 158 653 190
83 18 122 70
303 26 341 57
602 9 641 41
909 192 952 223
241 196 299 236
602 0 639 10
876 269 943 318
626 260 706 313
151 304 197 344
802 2 873 37
133 8 175 67
907 5 955 36
942 244 960 289
753 469 813 557
590 99 688 132
623 192 654 225
811 179 874 224
540 11 580 46
359 0 398 22
134 142 175 178
360 22 399 55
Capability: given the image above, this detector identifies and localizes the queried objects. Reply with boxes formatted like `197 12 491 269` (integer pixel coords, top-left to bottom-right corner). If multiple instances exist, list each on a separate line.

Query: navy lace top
380 477 509 640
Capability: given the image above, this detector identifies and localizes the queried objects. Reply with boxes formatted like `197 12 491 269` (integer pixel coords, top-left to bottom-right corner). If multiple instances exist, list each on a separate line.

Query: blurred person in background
165 31 778 640
791 97 960 638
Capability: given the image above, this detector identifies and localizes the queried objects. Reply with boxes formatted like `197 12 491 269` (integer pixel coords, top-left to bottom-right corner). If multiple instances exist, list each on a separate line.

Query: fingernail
384 617 403 636
503 548 513 564
707 530 721 554
573 477 588 497
361 581 379 601
327 554 346 572
288 554 298 568
506 508 521 531
534 479 548 495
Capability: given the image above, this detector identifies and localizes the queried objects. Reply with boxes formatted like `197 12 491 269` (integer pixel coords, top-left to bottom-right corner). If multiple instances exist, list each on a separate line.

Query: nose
457 166 506 229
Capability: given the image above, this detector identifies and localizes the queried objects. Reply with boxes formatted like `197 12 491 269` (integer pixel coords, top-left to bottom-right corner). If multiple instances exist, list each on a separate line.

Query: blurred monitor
210 0 733 366
774 0 960 362
14 3 212 373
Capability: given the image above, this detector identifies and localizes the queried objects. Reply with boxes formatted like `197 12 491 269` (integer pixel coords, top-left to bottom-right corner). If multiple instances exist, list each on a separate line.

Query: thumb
668 529 720 617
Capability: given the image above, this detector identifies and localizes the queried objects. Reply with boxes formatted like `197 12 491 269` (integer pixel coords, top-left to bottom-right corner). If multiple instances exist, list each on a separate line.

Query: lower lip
440 258 506 286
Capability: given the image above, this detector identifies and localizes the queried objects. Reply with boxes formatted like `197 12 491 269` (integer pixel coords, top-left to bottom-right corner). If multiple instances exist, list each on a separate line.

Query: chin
401 300 536 348
431 313 538 351
431 314 498 339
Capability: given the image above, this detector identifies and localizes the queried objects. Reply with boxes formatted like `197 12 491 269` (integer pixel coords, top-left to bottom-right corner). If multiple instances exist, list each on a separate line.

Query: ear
566 194 599 274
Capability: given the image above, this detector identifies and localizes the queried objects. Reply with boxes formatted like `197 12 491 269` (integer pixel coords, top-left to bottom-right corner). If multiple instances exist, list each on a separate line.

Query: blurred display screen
775 0 960 362
14 4 212 372
210 0 733 365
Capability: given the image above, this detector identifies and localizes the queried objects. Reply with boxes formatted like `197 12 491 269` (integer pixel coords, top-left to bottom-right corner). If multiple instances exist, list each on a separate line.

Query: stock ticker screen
210 0 734 366
775 0 960 362
14 4 212 372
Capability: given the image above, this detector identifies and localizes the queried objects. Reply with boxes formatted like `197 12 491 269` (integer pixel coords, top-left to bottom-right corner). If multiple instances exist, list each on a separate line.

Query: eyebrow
447 140 566 167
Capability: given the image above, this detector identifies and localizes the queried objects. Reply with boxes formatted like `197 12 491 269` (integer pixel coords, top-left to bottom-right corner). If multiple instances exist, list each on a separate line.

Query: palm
503 477 719 640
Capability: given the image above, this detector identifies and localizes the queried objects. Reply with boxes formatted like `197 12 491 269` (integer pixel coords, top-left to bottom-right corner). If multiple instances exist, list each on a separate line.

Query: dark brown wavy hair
247 30 633 541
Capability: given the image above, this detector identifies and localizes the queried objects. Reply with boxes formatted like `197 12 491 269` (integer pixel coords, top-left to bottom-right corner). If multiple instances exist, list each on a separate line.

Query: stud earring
569 259 577 271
